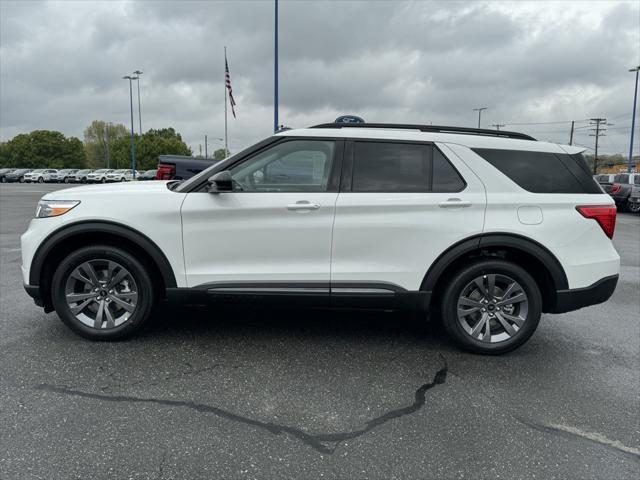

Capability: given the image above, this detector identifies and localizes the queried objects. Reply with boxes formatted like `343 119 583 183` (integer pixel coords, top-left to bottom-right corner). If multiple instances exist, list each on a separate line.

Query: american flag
225 56 237 118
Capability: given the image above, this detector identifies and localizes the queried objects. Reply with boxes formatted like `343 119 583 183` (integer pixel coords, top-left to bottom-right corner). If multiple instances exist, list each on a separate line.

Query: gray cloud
1 0 638 155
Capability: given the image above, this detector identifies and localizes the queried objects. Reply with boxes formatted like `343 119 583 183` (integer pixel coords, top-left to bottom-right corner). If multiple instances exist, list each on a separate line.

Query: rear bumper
551 274 618 314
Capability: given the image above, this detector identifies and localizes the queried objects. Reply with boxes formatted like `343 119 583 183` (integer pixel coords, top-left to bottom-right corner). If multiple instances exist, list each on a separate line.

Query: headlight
35 200 80 218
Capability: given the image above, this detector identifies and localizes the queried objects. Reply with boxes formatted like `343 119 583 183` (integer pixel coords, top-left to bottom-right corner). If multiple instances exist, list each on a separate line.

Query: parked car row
594 173 640 213
0 168 158 184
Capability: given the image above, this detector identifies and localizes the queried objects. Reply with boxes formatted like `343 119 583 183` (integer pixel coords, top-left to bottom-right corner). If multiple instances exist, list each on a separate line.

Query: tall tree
83 120 128 169
109 127 193 171
0 130 86 168
213 148 228 160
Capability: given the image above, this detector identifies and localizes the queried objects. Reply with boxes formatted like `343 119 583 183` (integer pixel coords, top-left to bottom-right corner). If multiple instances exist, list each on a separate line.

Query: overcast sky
1 0 639 156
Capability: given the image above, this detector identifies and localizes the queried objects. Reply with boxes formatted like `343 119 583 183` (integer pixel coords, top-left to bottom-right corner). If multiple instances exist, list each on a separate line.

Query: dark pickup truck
606 173 640 212
156 155 219 180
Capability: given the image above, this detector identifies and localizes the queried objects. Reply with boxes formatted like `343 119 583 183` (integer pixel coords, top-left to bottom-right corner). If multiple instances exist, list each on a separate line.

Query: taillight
156 164 175 180
576 205 617 239
610 184 621 194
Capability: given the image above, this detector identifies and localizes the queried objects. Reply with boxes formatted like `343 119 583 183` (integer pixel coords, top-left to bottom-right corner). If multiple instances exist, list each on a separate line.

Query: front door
180 138 341 288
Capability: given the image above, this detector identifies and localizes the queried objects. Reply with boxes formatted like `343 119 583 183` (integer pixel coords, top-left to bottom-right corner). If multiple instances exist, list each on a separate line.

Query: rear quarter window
471 149 601 194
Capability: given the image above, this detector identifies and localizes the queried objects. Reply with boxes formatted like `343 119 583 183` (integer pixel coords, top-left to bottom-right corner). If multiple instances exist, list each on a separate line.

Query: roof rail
310 123 536 141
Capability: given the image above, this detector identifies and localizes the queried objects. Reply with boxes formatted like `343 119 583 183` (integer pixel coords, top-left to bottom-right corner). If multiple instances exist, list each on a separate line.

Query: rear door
331 140 486 292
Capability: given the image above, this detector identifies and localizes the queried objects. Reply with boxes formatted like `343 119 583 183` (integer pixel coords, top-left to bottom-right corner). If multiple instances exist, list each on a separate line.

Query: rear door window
350 142 465 193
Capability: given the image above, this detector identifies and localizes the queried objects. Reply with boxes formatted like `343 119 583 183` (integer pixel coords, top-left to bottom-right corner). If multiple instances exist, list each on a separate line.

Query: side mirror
207 170 233 193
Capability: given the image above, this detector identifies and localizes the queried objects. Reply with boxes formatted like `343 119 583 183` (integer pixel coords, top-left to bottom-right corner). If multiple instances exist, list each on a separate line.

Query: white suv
21 123 620 354
86 169 114 183
24 169 58 183
105 169 137 182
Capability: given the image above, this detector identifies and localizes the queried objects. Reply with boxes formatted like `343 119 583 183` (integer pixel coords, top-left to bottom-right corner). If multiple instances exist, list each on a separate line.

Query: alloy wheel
456 273 528 343
64 259 138 329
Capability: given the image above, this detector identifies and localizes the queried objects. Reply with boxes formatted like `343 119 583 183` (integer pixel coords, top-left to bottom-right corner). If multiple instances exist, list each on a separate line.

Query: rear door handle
438 198 472 208
286 201 321 211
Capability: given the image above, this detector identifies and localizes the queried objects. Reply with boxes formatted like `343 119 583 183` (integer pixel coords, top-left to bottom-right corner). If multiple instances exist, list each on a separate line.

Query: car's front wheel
38 177 44 183
64 177 70 183
440 259 542 354
51 245 156 340
101 177 106 183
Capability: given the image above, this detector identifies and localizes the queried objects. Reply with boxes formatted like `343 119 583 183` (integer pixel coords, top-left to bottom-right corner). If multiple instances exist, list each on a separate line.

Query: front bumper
552 274 619 313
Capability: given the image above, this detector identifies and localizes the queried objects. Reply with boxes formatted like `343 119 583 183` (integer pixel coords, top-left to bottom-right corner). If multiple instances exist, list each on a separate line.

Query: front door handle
439 198 472 208
286 201 321 211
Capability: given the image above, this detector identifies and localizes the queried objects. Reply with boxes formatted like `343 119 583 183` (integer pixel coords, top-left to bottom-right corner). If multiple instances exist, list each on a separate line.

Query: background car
86 169 114 183
609 173 640 211
627 185 640 213
24 169 58 183
73 169 93 183
0 168 15 182
105 169 137 182
156 155 217 180
52 169 79 183
593 173 615 192
137 169 158 181
3 168 32 183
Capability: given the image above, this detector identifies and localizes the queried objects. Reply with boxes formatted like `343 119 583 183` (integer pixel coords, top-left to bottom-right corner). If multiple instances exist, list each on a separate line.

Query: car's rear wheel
440 259 542 354
38 177 44 183
64 177 70 183
51 245 156 340
101 177 106 183
19 177 24 183
628 201 640 213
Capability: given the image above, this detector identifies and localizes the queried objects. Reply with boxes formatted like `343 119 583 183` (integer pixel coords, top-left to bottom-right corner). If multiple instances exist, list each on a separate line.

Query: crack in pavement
33 357 447 454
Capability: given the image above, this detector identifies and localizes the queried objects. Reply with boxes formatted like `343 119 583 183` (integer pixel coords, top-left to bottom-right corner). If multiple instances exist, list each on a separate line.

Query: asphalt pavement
1 183 639 480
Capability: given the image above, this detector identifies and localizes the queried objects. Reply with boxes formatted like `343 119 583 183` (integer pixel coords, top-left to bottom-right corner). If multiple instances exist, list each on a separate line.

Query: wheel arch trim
420 233 569 292
29 220 177 288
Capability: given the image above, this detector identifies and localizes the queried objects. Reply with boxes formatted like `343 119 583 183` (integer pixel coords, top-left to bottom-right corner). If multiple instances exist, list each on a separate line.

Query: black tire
51 245 156 340
1 177 6 183
101 177 106 183
38 177 44 183
81 177 86 183
19 177 24 183
628 201 640 214
64 177 70 183
439 259 542 355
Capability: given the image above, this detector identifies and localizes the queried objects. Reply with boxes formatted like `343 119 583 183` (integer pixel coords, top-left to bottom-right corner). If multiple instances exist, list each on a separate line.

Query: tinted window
231 140 335 192
634 176 640 186
432 148 466 192
472 149 601 194
352 142 428 192
614 174 629 183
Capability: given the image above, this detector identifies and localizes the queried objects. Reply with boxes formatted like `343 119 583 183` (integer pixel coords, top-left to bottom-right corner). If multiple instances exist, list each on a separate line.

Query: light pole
628 66 639 174
133 70 143 135
274 0 279 133
123 75 138 179
205 136 224 158
473 107 487 129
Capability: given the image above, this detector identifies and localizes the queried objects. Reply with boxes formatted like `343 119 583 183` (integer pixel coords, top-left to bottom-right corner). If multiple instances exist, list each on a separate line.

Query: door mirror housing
207 171 233 193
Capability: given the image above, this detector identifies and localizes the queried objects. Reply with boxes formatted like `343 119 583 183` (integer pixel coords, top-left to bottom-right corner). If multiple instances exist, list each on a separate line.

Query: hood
42 180 173 200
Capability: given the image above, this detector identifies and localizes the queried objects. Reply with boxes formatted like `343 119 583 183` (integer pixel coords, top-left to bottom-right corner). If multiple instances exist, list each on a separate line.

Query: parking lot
1 182 638 479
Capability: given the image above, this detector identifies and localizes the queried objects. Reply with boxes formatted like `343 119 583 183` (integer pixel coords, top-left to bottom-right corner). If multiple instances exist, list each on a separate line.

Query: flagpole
224 46 228 157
